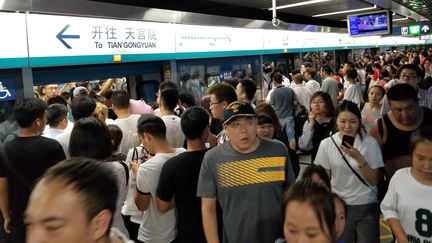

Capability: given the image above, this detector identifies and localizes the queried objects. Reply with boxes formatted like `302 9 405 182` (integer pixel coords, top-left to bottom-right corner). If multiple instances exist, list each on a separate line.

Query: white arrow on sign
422 25 430 33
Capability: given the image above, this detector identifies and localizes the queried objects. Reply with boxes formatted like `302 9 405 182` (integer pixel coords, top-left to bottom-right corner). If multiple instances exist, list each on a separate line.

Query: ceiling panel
88 0 430 28
394 0 432 20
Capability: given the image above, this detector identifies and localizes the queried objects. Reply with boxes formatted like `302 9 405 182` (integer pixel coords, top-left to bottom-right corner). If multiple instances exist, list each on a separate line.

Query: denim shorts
279 116 295 142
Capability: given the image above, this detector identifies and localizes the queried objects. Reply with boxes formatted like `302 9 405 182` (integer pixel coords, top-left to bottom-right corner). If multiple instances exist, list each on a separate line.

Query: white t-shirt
43 121 73 138
265 89 274 102
343 83 364 107
112 114 141 155
292 84 313 113
314 133 384 205
305 80 320 94
55 130 72 158
122 145 145 224
42 128 65 140
381 168 432 243
136 148 186 243
161 115 185 148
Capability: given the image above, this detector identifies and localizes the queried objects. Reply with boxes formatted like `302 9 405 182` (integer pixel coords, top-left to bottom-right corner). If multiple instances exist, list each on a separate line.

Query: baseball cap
223 101 256 124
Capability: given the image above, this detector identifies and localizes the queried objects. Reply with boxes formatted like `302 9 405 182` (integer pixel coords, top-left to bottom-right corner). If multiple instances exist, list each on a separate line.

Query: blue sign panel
0 79 16 101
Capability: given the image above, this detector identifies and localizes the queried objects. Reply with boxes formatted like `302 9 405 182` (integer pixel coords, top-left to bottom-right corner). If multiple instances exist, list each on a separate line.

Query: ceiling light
268 0 331 10
393 17 409 22
312 5 377 17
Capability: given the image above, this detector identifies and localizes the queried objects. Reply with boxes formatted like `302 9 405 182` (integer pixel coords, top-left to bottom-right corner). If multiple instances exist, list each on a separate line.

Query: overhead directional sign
26 14 175 66
409 24 421 36
56 25 81 49
421 23 431 35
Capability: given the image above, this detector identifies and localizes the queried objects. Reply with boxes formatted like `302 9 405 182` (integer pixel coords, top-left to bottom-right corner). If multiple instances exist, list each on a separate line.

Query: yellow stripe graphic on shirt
216 157 286 188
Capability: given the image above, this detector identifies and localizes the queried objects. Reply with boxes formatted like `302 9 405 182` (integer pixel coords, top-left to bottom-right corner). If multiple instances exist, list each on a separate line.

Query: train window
177 56 260 103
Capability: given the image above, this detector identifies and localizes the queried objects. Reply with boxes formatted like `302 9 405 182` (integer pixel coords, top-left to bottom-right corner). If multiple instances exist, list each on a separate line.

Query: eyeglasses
210 100 223 106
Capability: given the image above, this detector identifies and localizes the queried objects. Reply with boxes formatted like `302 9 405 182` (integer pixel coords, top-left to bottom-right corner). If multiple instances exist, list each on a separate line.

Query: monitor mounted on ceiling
347 10 392 37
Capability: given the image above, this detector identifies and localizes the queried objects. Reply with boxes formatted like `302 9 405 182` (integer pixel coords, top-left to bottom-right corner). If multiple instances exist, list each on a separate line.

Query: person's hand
395 236 408 243
308 111 316 130
3 217 10 234
130 159 140 176
340 142 364 162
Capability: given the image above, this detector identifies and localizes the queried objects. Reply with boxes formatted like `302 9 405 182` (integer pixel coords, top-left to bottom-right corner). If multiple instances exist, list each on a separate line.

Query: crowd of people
0 48 431 243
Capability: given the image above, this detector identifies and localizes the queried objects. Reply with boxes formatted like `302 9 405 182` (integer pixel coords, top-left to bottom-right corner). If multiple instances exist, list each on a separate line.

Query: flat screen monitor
347 10 392 37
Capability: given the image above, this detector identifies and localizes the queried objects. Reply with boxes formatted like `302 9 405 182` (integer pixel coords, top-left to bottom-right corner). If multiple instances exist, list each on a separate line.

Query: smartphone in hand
342 135 355 148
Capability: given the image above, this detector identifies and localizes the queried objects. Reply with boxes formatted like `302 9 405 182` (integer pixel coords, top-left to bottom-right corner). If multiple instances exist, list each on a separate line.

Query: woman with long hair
69 116 129 237
314 101 384 243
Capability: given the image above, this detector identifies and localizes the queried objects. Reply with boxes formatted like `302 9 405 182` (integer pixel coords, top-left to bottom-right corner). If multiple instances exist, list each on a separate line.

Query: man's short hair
179 93 197 107
399 64 424 80
272 73 283 84
47 95 68 107
70 96 96 121
137 114 166 139
302 62 312 68
160 88 179 111
387 84 419 103
238 79 257 101
181 107 209 140
159 81 178 92
320 65 333 75
111 90 130 109
40 158 118 228
46 104 68 127
207 83 237 104
225 78 240 89
14 98 47 128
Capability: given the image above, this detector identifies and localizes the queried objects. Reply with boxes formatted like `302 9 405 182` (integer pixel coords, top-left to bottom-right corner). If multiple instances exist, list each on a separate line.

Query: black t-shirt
156 149 208 243
0 136 66 219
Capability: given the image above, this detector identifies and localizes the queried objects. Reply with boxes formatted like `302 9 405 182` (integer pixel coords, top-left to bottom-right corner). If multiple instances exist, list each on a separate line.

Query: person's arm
369 119 384 148
134 189 151 211
134 165 151 211
387 218 408 243
156 161 176 213
298 117 314 151
340 143 378 185
156 198 175 213
207 133 218 148
201 197 220 243
0 178 10 233
381 175 407 243
97 78 114 95
380 95 390 116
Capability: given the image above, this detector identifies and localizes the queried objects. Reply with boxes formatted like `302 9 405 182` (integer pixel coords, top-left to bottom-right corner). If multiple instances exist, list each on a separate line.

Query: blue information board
0 79 16 102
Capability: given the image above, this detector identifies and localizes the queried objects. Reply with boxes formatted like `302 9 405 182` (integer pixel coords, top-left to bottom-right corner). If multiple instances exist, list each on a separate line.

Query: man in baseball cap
197 101 295 243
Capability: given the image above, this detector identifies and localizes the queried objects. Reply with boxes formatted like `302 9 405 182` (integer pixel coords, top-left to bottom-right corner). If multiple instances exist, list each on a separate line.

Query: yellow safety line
380 234 394 240
380 218 392 232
